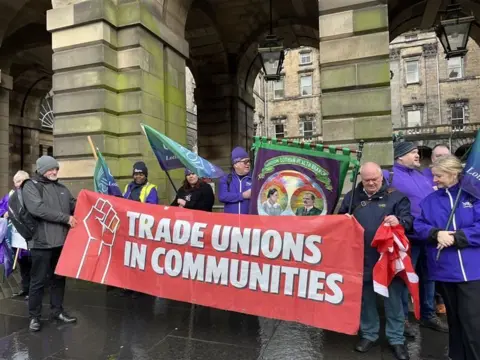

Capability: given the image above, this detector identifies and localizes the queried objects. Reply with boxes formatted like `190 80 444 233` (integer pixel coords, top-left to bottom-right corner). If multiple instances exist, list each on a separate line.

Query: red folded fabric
372 224 420 320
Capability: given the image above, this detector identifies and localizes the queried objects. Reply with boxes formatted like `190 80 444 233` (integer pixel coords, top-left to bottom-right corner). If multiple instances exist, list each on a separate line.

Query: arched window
39 91 54 130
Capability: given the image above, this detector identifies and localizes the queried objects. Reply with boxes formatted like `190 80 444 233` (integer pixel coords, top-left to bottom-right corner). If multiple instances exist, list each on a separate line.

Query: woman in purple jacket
415 155 480 360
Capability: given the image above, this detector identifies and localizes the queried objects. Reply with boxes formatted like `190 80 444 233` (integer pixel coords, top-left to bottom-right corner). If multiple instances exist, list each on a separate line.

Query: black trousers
17 253 32 293
28 247 66 318
438 280 480 360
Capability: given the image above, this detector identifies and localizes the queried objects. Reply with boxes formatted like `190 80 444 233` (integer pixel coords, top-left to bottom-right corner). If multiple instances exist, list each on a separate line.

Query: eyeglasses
237 159 251 165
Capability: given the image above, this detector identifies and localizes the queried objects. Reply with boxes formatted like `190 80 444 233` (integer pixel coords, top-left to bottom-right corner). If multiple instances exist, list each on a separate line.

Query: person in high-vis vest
123 162 158 205
119 162 158 298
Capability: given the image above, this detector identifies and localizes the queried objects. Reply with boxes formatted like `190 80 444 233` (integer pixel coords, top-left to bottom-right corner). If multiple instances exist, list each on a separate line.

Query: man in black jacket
339 162 413 360
23 155 77 332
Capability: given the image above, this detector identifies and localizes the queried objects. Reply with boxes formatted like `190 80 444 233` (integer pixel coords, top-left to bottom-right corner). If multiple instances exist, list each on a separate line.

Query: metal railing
393 123 480 140
282 133 323 142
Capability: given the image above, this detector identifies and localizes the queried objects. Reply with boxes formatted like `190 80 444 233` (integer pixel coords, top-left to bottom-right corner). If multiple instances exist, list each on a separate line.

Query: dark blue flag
461 131 480 199
141 124 225 178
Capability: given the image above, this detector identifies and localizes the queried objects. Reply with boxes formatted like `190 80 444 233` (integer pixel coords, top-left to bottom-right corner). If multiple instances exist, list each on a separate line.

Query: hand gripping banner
56 190 364 334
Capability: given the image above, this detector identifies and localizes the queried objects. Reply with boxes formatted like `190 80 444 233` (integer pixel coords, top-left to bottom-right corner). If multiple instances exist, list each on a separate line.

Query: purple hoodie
383 163 435 242
0 192 9 217
422 167 434 186
218 172 252 214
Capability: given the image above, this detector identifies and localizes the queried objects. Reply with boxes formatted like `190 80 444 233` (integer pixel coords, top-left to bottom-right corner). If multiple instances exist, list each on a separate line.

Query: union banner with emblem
250 138 357 216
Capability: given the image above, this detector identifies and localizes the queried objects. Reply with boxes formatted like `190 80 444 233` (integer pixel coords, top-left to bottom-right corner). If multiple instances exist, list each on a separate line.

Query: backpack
8 180 44 241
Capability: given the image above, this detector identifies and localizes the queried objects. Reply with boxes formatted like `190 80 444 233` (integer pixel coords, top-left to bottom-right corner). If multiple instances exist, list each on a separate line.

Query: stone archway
0 0 52 195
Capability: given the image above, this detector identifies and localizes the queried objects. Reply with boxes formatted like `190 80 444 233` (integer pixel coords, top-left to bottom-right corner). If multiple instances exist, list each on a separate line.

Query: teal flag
141 124 225 179
93 149 123 197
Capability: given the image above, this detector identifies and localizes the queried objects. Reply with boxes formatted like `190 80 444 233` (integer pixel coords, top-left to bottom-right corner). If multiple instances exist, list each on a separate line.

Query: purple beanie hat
231 147 249 164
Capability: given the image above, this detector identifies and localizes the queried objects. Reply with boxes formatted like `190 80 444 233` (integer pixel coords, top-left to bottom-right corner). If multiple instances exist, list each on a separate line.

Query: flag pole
139 125 178 193
164 169 178 194
87 136 98 161
436 187 463 261
12 248 19 270
348 140 365 214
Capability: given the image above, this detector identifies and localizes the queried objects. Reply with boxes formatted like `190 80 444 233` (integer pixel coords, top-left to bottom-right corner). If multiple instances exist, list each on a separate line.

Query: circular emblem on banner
257 170 327 216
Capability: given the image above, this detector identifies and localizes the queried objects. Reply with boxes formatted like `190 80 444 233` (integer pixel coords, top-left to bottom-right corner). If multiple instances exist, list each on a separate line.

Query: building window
299 52 312 65
300 75 313 96
448 57 463 79
451 105 465 130
274 79 284 99
275 124 285 138
39 92 55 130
303 121 314 139
406 109 422 127
47 146 53 156
405 60 419 84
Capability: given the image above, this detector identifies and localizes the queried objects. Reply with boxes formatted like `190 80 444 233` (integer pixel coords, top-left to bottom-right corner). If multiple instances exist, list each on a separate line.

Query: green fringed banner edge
251 136 362 199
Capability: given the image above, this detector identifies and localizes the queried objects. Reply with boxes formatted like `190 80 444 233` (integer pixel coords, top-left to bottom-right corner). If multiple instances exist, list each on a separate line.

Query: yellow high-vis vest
124 183 157 203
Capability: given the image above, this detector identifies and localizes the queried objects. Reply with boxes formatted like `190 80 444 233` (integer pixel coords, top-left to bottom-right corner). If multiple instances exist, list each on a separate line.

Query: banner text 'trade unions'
126 211 344 305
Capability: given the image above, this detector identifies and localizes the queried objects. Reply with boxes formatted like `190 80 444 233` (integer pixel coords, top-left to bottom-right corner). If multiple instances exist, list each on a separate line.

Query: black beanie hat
394 142 417 160
133 161 148 177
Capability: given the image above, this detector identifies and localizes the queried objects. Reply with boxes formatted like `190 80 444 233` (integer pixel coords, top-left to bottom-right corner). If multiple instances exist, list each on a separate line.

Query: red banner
56 190 364 334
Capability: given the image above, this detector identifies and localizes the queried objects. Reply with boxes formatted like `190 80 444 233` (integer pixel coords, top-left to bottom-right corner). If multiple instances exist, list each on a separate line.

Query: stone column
47 0 188 203
319 1 393 166
195 82 256 169
0 71 12 196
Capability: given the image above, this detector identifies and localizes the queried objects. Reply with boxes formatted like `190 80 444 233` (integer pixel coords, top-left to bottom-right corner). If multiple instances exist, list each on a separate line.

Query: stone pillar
47 0 188 202
0 71 12 195
195 82 255 169
319 1 393 166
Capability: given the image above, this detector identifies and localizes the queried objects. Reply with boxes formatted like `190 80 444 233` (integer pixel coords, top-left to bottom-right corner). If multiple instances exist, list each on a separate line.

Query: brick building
255 47 321 140
390 31 480 159
254 32 479 161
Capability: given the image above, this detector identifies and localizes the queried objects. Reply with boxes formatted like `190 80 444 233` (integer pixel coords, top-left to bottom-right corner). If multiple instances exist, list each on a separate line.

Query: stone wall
266 47 321 139
253 71 267 137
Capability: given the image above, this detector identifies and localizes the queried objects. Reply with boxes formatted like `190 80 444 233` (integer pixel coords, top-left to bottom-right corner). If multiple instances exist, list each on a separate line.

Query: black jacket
338 181 413 280
171 181 215 212
23 174 76 249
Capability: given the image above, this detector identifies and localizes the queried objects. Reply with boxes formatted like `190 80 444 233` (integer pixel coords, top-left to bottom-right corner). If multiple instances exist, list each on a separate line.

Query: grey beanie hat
394 141 417 159
36 155 59 175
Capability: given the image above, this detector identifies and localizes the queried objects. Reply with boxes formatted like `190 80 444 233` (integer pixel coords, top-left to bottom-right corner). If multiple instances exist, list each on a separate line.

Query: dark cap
133 161 148 177
394 142 417 160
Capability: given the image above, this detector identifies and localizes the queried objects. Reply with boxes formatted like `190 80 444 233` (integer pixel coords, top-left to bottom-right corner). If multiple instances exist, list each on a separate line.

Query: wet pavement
0 280 449 360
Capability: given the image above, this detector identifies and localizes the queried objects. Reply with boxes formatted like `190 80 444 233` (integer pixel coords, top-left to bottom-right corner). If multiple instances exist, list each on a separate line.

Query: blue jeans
360 279 405 345
402 244 436 320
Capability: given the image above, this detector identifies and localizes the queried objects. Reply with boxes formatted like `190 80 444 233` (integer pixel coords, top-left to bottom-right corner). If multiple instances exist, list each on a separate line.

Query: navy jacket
415 184 480 283
339 181 413 280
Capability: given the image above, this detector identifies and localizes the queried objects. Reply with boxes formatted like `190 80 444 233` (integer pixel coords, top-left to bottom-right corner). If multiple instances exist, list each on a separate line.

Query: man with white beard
23 155 78 332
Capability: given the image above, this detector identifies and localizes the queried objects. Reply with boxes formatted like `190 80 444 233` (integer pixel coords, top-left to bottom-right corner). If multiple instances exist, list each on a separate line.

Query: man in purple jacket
423 144 451 186
387 142 448 336
218 147 252 214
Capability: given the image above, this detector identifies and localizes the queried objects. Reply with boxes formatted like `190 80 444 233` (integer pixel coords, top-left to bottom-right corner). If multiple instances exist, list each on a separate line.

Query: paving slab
0 280 449 360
